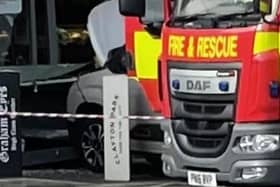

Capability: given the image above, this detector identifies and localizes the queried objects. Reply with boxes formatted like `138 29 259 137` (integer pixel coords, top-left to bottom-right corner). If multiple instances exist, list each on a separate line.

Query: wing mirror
119 0 145 17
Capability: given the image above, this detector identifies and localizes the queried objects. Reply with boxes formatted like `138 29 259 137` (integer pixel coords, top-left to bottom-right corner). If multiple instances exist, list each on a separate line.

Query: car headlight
236 135 280 153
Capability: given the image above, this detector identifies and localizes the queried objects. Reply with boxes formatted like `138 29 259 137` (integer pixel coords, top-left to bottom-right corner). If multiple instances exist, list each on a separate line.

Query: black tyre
145 154 164 176
145 154 162 168
69 118 104 172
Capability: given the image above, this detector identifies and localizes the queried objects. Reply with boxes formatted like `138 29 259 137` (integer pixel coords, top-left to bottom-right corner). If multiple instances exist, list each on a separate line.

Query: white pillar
103 75 130 181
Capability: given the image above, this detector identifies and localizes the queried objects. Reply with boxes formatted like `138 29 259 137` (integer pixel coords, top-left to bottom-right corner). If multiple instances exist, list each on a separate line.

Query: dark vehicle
0 0 102 169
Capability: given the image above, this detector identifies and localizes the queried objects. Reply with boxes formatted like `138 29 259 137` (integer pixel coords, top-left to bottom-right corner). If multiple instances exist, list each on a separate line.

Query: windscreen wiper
213 11 257 20
171 13 217 22
172 11 257 22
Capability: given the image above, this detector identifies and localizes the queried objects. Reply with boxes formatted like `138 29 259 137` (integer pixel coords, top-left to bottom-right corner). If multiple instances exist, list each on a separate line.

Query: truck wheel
69 118 104 172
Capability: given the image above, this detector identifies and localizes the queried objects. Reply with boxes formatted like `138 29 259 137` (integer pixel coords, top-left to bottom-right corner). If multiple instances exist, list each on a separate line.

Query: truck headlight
237 135 280 153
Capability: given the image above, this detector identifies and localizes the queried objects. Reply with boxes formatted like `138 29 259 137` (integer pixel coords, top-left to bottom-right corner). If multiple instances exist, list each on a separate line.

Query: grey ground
0 158 234 187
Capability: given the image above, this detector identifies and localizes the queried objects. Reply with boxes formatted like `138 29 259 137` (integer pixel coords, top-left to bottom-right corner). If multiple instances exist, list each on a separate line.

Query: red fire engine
120 0 280 186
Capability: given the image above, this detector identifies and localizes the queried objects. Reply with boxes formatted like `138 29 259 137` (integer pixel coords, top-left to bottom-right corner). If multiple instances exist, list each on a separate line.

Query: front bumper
161 121 280 185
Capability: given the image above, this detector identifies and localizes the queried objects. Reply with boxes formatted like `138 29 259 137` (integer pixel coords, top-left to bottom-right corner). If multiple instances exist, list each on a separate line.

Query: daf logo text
186 80 211 91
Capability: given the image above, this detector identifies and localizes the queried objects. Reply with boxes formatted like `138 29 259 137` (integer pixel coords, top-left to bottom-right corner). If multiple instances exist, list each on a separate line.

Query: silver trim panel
170 69 238 95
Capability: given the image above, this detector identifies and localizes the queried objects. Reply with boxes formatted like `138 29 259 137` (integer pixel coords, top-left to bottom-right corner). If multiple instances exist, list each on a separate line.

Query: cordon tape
0 112 166 120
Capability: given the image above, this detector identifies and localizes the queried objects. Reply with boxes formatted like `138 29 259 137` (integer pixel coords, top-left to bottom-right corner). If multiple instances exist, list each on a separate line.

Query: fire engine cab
120 0 280 186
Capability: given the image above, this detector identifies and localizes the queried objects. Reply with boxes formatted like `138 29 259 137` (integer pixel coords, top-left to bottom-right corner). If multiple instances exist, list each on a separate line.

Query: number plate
188 170 217 187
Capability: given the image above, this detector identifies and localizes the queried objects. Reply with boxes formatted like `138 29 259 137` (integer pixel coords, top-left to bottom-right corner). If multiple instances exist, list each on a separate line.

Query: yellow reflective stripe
134 31 162 79
254 32 278 55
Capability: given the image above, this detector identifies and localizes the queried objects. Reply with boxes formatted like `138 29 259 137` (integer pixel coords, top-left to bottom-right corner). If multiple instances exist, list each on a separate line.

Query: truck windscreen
173 0 257 18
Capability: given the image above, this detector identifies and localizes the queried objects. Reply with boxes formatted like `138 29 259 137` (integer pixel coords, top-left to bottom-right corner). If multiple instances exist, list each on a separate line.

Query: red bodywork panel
124 2 280 122
125 17 162 112
125 17 143 77
160 25 280 123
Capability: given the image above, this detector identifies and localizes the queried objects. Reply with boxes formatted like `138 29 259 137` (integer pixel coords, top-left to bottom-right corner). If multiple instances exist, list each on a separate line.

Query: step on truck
120 0 280 186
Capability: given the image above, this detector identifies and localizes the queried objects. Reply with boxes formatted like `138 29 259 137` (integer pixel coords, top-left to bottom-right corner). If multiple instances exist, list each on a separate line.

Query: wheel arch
76 102 103 115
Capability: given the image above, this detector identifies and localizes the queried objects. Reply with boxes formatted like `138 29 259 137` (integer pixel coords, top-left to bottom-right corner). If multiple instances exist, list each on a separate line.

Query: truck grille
171 91 235 158
168 62 240 158
173 120 233 157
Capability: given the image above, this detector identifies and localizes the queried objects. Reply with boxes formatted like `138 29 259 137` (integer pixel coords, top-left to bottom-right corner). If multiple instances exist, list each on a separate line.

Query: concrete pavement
0 159 232 187
0 178 188 187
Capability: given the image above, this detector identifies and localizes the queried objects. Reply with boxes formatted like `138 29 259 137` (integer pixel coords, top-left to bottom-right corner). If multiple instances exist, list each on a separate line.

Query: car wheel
69 118 104 172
